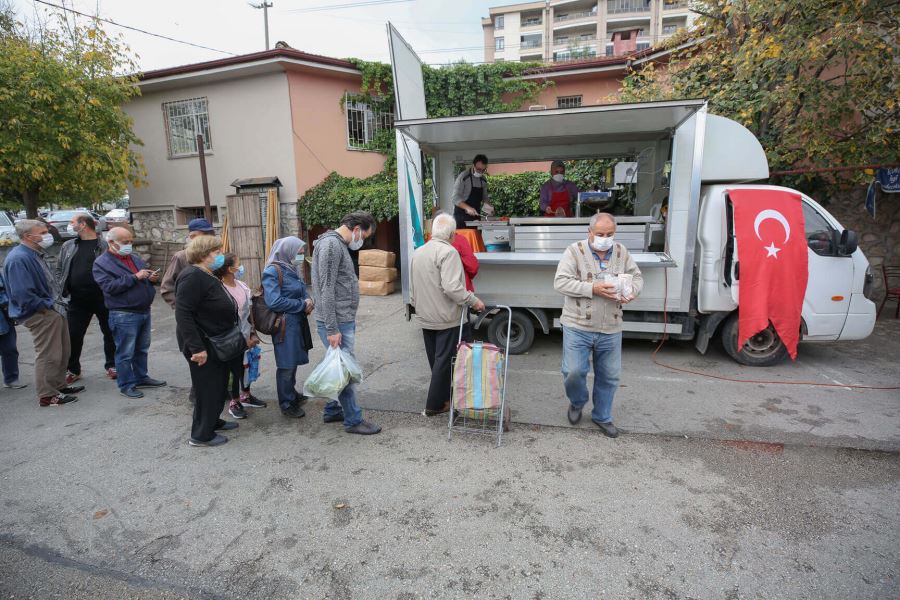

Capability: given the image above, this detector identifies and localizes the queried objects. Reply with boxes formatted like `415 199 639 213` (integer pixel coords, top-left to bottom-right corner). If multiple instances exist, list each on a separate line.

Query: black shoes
592 420 619 438
281 402 306 418
189 434 228 447
120 387 144 399
346 420 381 435
241 394 267 408
323 412 345 423
215 420 239 431
567 404 582 425
229 400 247 419
136 378 166 388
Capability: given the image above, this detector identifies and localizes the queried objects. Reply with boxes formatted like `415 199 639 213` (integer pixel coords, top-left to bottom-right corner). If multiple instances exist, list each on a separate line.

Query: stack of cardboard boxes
358 249 398 296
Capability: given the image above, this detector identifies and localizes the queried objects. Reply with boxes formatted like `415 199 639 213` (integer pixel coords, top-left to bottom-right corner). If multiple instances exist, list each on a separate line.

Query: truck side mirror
838 229 858 256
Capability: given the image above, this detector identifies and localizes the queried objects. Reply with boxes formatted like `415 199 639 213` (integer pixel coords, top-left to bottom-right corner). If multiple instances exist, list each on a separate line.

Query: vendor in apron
453 154 494 229
539 160 579 217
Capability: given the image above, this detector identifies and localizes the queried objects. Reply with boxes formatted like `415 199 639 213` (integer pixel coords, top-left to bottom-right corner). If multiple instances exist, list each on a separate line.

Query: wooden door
226 193 265 290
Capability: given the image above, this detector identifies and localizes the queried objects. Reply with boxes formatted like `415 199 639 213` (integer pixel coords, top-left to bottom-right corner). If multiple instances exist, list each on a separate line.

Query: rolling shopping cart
448 305 512 448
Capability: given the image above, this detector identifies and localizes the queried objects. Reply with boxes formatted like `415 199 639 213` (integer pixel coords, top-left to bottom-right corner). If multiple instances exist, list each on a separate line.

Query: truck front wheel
487 309 535 355
720 313 788 367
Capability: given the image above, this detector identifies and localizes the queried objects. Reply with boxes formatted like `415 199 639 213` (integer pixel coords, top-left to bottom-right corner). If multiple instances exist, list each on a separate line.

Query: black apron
454 174 484 229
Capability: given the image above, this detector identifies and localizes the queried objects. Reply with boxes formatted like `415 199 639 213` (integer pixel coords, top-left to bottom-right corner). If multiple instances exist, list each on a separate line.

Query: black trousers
67 293 116 373
423 326 461 412
187 355 228 442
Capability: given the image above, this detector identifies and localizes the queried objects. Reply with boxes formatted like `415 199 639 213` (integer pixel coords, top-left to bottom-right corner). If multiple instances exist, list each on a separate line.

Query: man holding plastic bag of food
553 213 642 438
306 211 381 435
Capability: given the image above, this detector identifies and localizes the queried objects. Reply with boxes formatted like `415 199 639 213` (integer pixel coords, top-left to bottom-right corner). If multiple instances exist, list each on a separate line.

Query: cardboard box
359 280 396 296
359 249 395 268
359 266 399 282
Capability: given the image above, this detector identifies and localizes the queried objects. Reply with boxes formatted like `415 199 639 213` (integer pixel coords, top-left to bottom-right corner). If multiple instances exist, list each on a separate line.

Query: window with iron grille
345 94 394 150
162 97 212 157
557 95 583 109
495 37 505 50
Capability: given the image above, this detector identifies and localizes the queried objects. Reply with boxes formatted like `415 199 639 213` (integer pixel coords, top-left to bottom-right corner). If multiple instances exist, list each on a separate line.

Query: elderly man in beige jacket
410 213 485 416
553 212 643 438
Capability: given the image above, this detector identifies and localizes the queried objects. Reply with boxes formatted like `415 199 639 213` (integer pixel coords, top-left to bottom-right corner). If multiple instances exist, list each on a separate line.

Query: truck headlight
863 266 874 299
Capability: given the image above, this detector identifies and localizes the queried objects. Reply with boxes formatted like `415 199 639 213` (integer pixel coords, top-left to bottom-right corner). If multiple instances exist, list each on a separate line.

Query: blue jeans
108 311 151 392
316 321 363 428
561 326 622 424
0 327 19 385
276 367 301 410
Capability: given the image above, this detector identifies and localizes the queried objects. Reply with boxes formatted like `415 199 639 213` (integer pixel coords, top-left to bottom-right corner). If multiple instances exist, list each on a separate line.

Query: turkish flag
729 189 808 360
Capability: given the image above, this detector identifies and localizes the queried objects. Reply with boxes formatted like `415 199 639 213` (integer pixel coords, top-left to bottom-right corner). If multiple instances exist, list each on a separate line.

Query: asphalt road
1 295 898 599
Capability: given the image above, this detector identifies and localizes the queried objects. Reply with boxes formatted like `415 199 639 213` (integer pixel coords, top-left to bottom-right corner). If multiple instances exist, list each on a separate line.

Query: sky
10 0 496 71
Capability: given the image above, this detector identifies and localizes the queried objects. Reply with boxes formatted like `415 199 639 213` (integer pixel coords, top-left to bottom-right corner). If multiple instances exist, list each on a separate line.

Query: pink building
125 47 390 242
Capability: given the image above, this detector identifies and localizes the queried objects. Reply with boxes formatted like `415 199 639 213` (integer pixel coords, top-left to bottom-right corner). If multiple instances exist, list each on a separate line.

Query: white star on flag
764 242 781 258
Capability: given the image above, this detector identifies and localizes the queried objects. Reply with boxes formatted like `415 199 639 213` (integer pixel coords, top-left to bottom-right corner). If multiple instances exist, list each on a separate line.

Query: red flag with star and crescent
729 188 808 360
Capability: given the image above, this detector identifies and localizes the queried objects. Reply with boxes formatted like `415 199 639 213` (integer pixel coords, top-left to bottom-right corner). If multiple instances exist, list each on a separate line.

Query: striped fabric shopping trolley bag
452 341 504 417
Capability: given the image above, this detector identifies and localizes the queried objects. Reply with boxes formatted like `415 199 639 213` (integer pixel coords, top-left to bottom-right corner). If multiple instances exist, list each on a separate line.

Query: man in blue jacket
93 227 166 399
0 271 26 390
3 220 82 406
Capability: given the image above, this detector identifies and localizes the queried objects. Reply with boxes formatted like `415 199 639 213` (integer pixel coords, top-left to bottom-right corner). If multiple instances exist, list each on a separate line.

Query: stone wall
280 201 301 238
818 185 899 303
132 209 185 244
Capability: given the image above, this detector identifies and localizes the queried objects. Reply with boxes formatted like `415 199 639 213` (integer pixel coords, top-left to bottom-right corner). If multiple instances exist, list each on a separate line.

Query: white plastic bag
303 347 363 400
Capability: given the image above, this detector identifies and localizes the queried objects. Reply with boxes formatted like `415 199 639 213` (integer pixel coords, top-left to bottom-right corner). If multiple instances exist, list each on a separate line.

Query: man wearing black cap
160 218 215 308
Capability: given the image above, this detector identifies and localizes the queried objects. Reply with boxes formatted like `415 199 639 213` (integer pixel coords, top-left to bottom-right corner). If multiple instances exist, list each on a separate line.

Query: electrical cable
284 0 413 13
31 0 237 56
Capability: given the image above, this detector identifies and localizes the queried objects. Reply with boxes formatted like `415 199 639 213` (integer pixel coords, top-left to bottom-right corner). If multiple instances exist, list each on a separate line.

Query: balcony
521 40 543 49
607 0 651 15
663 0 690 10
554 9 598 23
554 34 597 47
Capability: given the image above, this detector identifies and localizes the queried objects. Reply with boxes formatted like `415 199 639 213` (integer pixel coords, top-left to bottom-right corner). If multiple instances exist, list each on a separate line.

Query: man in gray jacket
56 212 116 383
553 213 643 438
410 213 485 416
310 211 381 435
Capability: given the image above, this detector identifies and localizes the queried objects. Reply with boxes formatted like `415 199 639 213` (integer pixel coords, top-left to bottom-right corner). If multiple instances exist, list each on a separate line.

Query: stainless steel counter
475 251 675 268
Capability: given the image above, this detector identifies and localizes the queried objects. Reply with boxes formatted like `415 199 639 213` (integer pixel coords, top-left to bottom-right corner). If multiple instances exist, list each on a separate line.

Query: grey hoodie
310 230 359 335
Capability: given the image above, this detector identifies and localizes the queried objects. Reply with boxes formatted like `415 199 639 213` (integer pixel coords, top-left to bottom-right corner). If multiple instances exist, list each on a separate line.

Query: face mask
67 224 78 235
348 230 364 251
34 233 55 249
116 242 133 256
591 236 614 252
292 254 305 265
472 171 483 179
210 254 225 270
235 265 245 278
552 174 565 183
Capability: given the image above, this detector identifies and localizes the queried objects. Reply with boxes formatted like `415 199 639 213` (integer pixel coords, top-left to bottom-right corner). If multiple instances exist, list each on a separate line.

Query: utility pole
250 2 273 50
197 134 212 224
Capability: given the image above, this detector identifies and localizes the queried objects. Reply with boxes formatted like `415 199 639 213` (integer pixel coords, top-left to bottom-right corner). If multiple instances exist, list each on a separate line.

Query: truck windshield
802 203 837 256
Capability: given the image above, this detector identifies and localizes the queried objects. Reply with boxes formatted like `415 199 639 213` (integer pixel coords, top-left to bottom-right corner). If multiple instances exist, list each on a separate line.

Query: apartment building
482 0 695 63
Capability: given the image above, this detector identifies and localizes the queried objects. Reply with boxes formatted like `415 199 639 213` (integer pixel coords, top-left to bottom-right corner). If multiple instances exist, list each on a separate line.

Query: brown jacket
160 250 189 308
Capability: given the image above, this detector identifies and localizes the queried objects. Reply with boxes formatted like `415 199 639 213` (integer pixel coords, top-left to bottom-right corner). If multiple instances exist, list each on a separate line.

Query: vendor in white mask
540 160 579 217
452 154 494 229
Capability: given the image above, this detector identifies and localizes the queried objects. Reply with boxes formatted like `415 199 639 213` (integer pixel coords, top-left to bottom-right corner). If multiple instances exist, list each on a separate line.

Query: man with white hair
553 212 643 438
410 213 485 416
3 219 82 406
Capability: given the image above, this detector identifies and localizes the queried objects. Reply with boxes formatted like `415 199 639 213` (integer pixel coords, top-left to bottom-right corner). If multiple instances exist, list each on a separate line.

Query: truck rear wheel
720 313 788 367
487 309 535 355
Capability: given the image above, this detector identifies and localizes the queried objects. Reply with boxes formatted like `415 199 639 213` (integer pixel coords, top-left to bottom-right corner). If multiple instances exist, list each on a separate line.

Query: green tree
0 10 144 217
619 0 899 186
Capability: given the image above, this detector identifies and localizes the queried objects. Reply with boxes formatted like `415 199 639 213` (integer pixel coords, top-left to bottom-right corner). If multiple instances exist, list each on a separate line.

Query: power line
285 0 413 13
31 0 237 56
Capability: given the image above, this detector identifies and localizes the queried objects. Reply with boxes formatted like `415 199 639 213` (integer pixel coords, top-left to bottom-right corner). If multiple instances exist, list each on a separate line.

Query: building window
557 95 583 109
495 15 504 29
495 37 505 51
345 94 394 150
162 97 212 158
636 41 650 51
175 206 218 226
662 24 679 35
606 44 614 56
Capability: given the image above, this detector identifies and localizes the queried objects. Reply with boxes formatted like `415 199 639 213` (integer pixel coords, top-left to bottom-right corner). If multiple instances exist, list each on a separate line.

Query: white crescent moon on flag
753 209 791 243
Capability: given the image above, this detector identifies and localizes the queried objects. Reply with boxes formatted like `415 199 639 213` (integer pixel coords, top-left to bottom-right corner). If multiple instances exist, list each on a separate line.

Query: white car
104 208 129 225
0 211 17 241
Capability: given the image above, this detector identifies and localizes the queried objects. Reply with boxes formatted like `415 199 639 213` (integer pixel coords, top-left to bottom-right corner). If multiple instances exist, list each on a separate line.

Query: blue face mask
210 254 225 270
292 253 304 265
236 265 245 278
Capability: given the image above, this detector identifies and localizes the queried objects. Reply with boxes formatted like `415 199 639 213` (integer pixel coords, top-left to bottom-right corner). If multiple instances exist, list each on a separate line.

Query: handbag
205 326 246 362
251 263 285 340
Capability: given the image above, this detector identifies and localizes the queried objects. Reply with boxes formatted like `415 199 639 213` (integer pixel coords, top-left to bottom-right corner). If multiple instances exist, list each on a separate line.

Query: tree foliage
0 10 144 216
619 0 899 187
300 60 552 226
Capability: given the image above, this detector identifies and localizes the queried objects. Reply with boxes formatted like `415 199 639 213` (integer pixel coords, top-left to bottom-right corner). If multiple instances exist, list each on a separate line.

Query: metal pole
250 2 273 50
197 134 212 223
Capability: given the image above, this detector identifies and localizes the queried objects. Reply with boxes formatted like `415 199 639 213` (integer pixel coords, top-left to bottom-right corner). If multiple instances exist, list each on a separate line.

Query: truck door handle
734 261 739 281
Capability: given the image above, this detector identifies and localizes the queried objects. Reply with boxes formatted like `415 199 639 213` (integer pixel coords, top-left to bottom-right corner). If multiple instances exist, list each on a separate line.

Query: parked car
104 208 129 225
0 210 17 242
46 209 106 239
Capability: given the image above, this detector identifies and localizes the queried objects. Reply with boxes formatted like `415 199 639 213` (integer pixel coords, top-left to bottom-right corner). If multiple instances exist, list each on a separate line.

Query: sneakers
592 420 619 438
135 377 166 388
323 412 345 424
106 367 117 380
281 402 306 418
3 380 27 389
58 385 85 395
39 394 78 407
229 400 247 419
215 420 239 431
120 387 144 399
65 371 81 385
189 434 228 447
424 401 451 417
567 404 583 425
240 393 267 408
346 420 382 435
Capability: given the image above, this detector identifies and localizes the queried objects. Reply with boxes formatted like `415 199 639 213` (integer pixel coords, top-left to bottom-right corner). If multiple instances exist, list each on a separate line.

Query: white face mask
472 171 483 179
591 235 614 252
67 224 78 235
349 229 364 251
292 253 304 265
552 174 565 183
34 233 55 249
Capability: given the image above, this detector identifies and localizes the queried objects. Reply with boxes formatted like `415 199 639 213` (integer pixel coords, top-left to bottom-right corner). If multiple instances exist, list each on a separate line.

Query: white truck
387 26 877 366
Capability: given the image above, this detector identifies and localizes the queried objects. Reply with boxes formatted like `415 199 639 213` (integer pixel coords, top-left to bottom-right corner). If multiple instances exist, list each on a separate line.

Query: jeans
0 327 19 385
108 310 151 392
561 326 622 424
316 321 363 428
275 367 301 410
